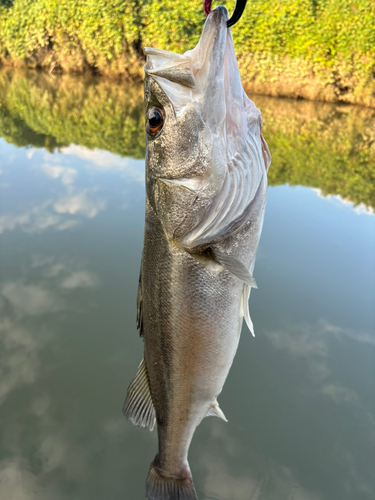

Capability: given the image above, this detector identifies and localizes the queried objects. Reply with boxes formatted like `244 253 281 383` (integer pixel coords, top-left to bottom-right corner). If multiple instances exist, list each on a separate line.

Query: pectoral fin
209 247 258 289
241 284 255 337
123 358 156 431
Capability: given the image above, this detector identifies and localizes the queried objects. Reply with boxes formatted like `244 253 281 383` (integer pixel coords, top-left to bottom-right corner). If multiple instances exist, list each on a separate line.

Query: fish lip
208 5 229 24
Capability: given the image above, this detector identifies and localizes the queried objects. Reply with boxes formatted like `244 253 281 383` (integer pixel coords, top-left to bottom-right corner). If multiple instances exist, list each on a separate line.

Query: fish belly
142 199 243 476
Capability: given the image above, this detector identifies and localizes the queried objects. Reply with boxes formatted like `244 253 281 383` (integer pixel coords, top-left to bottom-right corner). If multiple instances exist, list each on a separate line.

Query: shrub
0 0 374 104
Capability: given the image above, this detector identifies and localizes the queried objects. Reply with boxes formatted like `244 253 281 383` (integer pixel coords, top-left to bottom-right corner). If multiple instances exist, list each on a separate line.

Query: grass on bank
0 0 374 106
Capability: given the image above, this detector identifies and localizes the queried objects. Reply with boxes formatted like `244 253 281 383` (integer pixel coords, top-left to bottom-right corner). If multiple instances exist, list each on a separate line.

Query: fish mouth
208 5 229 25
143 5 229 89
196 6 229 68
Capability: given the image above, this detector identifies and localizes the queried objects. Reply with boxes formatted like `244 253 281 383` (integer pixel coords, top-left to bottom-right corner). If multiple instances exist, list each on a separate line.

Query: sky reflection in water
0 79 374 500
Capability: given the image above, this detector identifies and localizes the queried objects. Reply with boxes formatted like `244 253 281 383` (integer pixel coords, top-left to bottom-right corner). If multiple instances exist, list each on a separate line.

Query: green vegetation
0 0 144 78
0 69 145 157
0 0 374 106
1 69 374 209
258 96 375 209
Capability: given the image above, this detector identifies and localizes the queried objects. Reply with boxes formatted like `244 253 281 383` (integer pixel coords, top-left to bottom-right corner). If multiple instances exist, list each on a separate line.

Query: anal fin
206 402 228 422
123 357 156 431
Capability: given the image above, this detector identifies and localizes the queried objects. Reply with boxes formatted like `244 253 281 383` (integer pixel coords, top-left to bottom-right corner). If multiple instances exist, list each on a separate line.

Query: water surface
0 70 374 500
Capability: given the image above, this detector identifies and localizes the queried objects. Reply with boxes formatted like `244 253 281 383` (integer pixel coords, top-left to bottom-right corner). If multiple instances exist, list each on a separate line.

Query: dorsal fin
123 358 156 431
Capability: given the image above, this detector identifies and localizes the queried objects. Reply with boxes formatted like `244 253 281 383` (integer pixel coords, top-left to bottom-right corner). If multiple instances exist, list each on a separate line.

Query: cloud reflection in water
0 116 374 499
0 143 144 236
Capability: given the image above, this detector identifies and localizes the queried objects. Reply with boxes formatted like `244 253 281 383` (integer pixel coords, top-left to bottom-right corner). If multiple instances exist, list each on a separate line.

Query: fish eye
146 107 165 137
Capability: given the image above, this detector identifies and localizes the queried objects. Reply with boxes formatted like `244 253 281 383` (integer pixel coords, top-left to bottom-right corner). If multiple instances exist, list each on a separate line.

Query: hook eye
204 0 248 28
227 0 248 27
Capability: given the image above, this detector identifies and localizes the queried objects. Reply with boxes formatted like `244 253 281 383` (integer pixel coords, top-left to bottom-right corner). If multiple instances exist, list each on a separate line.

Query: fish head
144 6 270 248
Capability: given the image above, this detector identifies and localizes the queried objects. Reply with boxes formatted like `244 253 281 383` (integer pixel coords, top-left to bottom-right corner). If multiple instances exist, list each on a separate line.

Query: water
0 69 374 500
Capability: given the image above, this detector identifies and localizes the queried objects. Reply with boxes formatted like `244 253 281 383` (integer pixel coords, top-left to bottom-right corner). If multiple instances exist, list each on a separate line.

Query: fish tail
146 457 198 500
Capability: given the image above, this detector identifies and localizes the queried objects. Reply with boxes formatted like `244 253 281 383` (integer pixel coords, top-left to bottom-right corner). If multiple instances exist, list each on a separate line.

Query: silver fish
123 6 271 500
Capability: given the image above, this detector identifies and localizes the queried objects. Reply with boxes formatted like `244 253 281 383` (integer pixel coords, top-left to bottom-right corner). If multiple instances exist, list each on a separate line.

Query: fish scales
123 6 270 500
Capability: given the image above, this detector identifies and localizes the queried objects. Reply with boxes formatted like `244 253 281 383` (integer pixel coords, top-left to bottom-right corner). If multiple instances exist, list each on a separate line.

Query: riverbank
0 0 374 107
1 68 374 210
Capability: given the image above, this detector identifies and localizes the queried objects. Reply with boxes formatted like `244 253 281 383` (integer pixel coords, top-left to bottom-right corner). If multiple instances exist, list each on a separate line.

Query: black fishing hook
203 0 248 27
227 0 248 27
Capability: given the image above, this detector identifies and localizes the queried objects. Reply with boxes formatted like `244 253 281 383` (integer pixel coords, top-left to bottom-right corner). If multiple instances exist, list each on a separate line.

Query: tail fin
146 458 198 500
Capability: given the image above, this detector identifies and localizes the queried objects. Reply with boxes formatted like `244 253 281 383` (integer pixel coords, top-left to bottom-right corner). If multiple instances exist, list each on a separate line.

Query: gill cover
145 6 270 249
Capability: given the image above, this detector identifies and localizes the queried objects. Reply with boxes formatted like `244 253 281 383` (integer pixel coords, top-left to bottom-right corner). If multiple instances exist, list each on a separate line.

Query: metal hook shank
227 0 248 27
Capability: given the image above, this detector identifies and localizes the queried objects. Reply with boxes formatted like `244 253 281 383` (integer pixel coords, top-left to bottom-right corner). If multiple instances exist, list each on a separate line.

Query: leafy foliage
0 1 374 104
0 69 145 157
0 69 374 209
0 0 145 77
258 95 375 209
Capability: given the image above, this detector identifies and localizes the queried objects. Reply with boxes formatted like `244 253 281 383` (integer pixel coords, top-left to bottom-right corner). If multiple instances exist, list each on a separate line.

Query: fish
123 6 271 500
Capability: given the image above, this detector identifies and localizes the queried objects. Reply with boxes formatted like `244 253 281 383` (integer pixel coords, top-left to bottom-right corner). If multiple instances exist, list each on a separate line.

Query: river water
0 69 374 500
